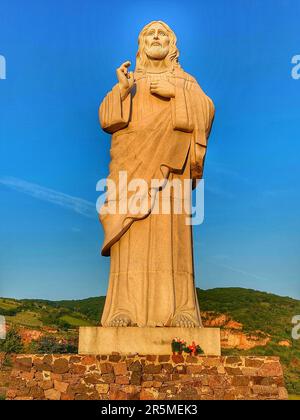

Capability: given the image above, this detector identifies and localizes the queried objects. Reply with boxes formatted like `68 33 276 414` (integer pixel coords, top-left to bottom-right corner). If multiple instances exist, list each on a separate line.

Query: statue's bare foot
109 315 132 327
171 314 196 328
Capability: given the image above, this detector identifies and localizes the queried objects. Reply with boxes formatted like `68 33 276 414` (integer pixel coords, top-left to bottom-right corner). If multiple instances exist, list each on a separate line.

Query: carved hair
136 21 181 72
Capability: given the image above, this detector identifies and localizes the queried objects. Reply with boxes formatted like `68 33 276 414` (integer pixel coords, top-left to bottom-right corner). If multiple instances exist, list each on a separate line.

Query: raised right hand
116 61 134 100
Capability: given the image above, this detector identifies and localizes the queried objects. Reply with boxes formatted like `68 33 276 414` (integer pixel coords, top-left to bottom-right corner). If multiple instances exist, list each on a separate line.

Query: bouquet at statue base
171 338 204 356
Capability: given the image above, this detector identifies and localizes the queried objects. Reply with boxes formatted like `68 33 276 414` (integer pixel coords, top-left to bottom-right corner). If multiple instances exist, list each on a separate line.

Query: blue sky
0 0 299 300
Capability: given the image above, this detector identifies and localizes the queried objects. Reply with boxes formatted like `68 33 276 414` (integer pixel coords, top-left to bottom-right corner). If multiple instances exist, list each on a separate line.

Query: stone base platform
6 354 288 400
79 327 221 356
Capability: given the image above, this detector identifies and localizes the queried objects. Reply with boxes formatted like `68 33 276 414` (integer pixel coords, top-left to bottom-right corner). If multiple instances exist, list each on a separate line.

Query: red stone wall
6 354 288 400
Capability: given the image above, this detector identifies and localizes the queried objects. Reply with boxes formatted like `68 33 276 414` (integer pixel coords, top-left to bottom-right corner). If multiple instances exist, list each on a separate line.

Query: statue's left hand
150 80 175 98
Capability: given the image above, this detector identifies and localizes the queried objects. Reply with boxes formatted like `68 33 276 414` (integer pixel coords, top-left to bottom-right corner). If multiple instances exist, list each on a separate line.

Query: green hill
196 288 300 395
197 287 300 340
0 288 299 394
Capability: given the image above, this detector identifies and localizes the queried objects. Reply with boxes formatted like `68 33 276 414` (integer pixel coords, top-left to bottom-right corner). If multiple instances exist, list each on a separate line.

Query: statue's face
144 23 170 60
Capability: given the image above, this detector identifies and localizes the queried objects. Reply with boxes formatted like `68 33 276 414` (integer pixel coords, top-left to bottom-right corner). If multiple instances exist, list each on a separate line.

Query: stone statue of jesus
99 21 214 328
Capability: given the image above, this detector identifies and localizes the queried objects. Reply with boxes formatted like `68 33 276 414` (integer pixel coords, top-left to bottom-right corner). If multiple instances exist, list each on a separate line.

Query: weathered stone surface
234 386 251 398
38 380 53 390
144 364 162 374
278 387 289 400
75 393 89 400
129 361 142 372
158 355 170 363
173 365 186 374
44 388 61 400
70 363 86 375
96 384 110 394
48 373 61 381
186 355 198 364
225 356 242 365
29 386 44 399
54 380 69 393
225 367 243 375
6 354 288 400
241 367 259 376
69 356 81 363
245 358 264 368
43 355 53 365
140 388 158 400
217 365 226 374
102 373 115 384
203 357 223 367
82 356 96 366
116 375 130 385
258 362 283 377
142 381 163 388
19 370 35 381
161 363 173 373
53 358 69 374
187 365 203 374
84 373 102 384
110 389 127 400
100 363 113 374
130 371 142 385
69 383 89 394
223 390 236 400
16 387 30 397
231 376 250 386
109 355 122 363
172 354 184 364
15 357 32 372
113 362 128 376
61 392 75 400
252 385 279 395
6 389 17 399
42 370 51 381
198 386 213 396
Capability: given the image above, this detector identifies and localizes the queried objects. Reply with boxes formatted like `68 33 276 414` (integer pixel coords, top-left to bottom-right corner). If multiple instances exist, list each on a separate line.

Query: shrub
0 326 24 354
30 336 78 354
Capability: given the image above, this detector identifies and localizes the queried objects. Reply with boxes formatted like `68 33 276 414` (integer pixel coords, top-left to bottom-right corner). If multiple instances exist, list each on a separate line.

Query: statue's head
136 21 180 72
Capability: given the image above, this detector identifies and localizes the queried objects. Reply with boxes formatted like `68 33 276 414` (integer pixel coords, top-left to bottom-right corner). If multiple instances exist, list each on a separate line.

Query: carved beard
145 45 169 61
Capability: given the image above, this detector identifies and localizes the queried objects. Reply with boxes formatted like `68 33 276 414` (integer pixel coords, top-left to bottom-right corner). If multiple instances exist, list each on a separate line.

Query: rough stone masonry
5 354 288 400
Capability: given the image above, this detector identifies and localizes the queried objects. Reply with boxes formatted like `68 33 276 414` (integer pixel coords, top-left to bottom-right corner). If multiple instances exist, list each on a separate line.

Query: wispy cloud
0 176 96 219
205 185 234 199
208 258 269 283
204 161 252 200
208 160 250 184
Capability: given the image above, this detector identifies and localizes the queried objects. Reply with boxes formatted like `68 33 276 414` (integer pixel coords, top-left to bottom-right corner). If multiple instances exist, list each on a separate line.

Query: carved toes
172 315 195 328
109 315 132 327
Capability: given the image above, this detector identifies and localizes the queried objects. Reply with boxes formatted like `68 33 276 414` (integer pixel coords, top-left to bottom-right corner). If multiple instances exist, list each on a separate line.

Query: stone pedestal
78 327 221 356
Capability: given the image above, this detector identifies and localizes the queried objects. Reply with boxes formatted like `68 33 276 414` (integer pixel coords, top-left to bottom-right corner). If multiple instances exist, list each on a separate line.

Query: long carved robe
99 67 214 327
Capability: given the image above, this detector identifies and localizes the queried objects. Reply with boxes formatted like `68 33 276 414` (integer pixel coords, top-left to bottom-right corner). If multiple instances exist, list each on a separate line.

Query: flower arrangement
171 338 204 356
171 337 186 354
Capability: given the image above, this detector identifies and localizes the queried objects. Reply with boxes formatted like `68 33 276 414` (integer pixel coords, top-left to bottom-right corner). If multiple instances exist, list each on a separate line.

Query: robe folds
99 67 214 327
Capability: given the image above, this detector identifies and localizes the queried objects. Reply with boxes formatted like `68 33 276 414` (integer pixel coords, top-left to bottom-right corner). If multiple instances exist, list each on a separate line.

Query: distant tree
31 336 77 354
57 319 72 330
0 326 24 354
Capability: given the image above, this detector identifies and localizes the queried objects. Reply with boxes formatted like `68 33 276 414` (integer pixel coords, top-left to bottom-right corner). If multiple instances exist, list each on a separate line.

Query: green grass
59 315 94 327
289 394 300 400
6 311 43 327
51 297 105 322
0 298 20 310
